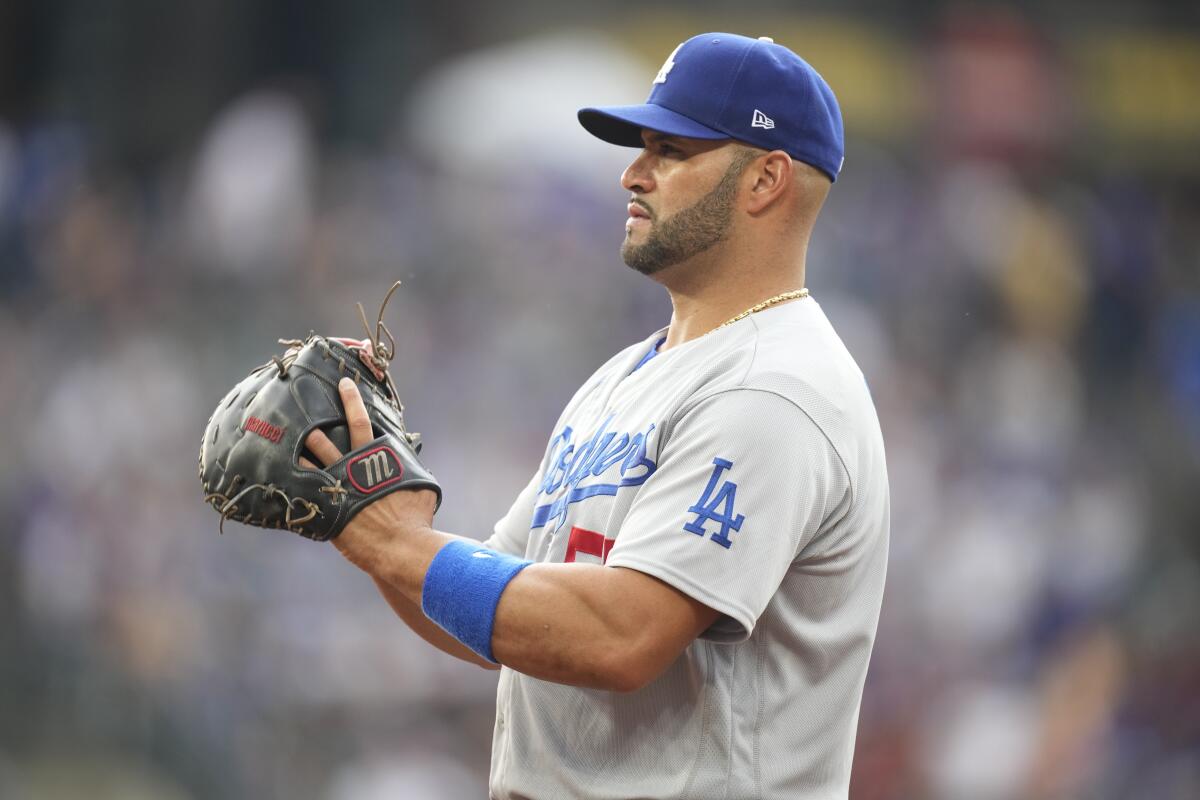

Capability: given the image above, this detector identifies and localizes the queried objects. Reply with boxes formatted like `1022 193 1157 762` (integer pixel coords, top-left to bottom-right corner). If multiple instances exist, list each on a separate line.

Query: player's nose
620 150 655 195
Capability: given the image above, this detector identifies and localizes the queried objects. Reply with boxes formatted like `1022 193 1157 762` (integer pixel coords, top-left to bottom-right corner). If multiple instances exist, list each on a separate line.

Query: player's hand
302 378 439 543
298 377 372 469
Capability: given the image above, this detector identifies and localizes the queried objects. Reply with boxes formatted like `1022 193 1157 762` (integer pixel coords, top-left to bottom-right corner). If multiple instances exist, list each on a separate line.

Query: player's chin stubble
620 156 746 276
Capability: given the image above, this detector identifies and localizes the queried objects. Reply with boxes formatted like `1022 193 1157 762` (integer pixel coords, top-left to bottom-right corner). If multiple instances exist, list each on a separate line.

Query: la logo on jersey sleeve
683 458 745 549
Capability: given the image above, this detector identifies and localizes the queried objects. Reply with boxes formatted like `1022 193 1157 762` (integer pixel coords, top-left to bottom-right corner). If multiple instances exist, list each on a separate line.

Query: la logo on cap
653 42 683 84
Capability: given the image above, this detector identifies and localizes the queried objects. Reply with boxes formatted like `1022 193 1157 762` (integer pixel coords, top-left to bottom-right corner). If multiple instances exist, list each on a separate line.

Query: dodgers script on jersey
484 297 889 800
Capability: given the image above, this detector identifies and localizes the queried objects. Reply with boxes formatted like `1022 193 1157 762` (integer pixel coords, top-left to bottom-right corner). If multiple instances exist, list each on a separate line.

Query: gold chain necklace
715 288 810 331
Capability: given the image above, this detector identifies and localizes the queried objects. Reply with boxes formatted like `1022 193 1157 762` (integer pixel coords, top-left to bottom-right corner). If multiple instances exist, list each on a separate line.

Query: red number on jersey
564 526 615 564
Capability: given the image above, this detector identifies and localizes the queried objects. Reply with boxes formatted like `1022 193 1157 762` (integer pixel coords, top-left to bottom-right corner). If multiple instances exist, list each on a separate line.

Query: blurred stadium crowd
1 2 1198 798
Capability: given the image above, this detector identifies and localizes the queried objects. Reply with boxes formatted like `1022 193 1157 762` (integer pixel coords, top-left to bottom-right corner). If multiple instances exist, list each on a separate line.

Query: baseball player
305 32 889 799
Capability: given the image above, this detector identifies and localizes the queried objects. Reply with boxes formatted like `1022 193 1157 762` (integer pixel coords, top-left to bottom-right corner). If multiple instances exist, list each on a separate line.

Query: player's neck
660 261 808 351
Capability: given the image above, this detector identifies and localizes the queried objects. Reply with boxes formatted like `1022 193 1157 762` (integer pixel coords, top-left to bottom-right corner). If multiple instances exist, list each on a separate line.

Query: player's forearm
368 575 499 670
333 503 501 668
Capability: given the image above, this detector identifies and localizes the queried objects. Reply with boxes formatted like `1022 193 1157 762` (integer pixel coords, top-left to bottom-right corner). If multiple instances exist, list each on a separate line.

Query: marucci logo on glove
347 446 405 492
244 416 285 443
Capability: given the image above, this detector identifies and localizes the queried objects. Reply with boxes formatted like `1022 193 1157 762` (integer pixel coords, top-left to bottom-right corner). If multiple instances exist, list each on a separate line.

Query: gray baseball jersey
483 297 889 800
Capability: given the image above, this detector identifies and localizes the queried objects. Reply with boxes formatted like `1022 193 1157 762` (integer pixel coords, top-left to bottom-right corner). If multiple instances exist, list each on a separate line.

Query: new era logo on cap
751 109 775 130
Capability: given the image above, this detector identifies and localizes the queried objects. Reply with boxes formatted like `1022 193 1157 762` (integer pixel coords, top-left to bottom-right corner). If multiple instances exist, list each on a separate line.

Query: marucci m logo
360 451 393 486
347 446 404 493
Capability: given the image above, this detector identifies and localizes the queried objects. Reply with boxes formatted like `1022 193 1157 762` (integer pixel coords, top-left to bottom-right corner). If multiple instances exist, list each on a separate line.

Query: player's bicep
608 565 722 662
489 560 719 691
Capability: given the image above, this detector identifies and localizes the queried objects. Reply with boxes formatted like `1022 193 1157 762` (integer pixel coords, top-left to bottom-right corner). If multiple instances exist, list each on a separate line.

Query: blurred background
1 0 1198 798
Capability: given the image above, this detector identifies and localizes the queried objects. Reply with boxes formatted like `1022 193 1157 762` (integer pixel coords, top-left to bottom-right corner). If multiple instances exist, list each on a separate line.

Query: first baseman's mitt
198 283 440 541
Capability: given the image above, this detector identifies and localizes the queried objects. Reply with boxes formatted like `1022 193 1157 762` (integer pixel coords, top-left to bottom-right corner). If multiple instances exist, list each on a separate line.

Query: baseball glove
198 283 441 541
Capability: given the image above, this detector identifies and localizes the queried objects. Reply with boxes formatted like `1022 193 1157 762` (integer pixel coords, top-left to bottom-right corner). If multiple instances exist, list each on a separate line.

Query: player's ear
744 150 792 215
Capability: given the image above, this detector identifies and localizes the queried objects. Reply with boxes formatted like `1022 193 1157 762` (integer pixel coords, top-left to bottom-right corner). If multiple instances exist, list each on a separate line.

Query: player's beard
620 155 747 276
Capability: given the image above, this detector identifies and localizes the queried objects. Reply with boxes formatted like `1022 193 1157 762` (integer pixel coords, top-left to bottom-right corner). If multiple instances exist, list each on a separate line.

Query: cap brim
578 104 729 147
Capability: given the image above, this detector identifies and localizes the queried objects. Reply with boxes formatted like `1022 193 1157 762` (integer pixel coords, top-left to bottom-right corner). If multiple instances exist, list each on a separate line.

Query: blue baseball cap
578 33 844 181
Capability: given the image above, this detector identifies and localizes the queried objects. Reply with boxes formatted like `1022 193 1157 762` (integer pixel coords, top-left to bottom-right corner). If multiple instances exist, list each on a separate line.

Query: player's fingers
299 455 319 470
339 377 373 450
305 428 343 467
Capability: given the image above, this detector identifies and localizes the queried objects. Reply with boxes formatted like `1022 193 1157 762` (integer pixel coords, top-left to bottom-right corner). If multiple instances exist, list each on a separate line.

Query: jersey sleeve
605 388 851 642
481 470 542 558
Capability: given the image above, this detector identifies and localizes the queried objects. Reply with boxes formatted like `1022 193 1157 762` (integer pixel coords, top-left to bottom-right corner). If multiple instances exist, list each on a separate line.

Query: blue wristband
421 540 532 663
